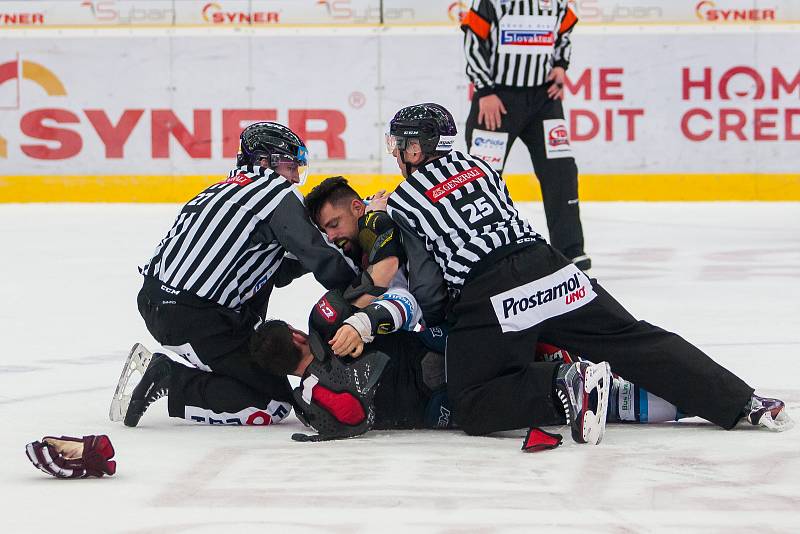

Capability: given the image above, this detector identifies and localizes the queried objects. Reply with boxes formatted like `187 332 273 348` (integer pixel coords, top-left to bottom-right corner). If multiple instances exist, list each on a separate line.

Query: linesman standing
461 0 590 269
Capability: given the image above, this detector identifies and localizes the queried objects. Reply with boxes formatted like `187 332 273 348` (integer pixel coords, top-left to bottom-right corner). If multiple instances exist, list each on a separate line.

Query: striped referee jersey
462 0 578 97
387 151 542 290
141 165 355 309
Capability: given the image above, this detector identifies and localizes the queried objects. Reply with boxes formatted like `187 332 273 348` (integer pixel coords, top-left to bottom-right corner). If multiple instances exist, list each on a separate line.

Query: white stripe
41 447 74 478
302 375 319 404
192 182 291 294
172 174 278 285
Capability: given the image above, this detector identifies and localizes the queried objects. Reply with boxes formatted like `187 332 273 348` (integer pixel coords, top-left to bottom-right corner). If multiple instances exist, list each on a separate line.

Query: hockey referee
461 0 590 270
119 122 358 428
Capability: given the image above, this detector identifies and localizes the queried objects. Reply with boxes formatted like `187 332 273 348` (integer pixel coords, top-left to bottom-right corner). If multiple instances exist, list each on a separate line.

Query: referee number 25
460 197 494 223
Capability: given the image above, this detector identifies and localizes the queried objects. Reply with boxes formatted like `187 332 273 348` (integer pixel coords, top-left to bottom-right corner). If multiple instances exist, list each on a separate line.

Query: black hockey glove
357 210 405 265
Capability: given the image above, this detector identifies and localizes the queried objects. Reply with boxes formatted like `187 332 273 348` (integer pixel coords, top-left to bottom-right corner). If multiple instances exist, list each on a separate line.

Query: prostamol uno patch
490 264 595 332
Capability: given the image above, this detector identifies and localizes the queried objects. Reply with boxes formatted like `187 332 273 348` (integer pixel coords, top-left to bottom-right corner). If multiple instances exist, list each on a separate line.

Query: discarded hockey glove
292 350 389 442
25 435 116 478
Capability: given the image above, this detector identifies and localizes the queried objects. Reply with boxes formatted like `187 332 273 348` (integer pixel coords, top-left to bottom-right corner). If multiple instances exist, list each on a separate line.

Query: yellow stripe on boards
0 173 798 203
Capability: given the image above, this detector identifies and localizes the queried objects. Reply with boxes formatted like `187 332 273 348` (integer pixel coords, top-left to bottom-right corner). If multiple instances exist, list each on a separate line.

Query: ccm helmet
386 103 457 157
237 122 310 184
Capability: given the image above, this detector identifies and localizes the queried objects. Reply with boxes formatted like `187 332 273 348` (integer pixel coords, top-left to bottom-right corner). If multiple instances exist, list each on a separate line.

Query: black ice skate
742 395 794 432
570 254 592 271
564 246 592 271
123 352 172 427
555 361 611 445
109 343 153 422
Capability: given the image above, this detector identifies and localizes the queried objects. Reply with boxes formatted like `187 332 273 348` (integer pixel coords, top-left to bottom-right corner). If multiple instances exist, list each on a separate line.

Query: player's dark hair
304 176 360 225
249 319 303 376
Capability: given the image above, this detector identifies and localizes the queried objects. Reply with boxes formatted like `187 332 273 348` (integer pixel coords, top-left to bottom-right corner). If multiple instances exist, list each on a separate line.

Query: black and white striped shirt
387 151 542 290
462 0 577 96
141 165 356 309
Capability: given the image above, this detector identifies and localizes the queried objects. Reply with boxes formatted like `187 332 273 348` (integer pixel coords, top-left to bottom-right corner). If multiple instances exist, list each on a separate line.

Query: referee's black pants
136 277 293 425
465 85 585 259
445 243 753 435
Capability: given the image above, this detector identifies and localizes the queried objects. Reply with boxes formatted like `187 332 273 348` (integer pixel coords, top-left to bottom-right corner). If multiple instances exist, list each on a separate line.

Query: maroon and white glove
25 435 116 478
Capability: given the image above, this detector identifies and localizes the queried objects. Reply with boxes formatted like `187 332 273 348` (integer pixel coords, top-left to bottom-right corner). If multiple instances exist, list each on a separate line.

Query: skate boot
570 254 592 271
564 246 591 271
124 353 172 427
742 395 794 432
555 361 611 444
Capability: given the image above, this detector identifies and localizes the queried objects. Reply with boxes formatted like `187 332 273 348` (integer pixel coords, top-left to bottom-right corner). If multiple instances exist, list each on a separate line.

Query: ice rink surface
1 202 799 533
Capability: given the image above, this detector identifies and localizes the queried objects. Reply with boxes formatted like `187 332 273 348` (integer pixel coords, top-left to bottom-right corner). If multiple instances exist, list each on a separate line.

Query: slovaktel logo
424 166 486 202
490 264 595 332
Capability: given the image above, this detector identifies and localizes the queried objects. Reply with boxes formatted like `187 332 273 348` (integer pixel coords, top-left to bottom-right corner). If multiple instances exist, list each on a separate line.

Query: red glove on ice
25 435 116 478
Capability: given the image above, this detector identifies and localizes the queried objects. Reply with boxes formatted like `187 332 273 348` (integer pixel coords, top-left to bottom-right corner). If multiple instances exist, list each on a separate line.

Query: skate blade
581 362 611 445
109 343 153 422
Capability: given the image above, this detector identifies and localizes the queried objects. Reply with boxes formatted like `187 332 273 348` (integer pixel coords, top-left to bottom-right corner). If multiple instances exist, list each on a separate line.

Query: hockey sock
608 377 688 423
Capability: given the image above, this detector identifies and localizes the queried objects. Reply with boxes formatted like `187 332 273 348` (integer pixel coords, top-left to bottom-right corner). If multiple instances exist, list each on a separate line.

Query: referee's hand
547 67 566 100
478 94 507 131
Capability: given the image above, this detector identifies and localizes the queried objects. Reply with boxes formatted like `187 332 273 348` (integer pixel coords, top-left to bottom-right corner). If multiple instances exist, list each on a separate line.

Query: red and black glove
25 435 116 478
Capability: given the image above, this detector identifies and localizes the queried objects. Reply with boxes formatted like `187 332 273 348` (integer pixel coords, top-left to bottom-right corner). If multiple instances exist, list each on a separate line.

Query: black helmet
387 103 457 156
237 122 309 183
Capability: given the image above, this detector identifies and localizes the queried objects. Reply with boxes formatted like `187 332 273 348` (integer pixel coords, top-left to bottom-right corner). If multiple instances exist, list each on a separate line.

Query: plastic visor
271 149 309 186
385 133 421 155
270 155 308 185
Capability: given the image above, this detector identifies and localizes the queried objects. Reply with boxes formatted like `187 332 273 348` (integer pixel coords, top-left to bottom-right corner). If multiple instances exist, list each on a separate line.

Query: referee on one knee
461 0 590 270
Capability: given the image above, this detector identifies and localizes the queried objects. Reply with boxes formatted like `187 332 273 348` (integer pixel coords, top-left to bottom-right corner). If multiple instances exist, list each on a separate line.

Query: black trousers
465 85 585 258
445 243 754 435
137 278 293 425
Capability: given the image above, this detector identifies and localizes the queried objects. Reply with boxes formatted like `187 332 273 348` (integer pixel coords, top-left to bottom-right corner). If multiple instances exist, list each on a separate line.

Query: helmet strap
399 148 415 177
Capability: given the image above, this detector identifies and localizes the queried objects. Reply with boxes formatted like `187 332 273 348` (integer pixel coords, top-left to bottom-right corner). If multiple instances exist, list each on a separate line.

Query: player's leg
540 280 757 429
520 89 588 269
535 343 688 423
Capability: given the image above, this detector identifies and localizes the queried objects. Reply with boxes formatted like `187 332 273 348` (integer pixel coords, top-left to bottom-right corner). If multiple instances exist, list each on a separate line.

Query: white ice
1 202 799 533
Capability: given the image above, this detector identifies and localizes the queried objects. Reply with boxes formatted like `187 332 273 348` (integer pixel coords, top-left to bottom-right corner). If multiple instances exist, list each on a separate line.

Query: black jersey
370 332 436 430
387 151 542 291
